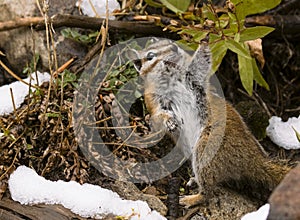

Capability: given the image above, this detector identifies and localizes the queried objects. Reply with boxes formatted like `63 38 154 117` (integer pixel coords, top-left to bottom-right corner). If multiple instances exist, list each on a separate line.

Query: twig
0 119 9 135
71 39 103 74
40 0 54 133
53 57 76 77
112 126 137 153
177 207 200 220
265 62 280 115
0 17 44 31
0 128 27 181
9 88 19 121
285 107 300 112
95 125 138 129
92 141 140 149
253 91 272 118
84 116 113 125
0 148 20 181
0 60 39 89
6 102 35 130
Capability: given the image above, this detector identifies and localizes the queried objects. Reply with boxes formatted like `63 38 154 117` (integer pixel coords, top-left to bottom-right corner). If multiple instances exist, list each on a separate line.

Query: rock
0 0 47 75
111 180 168 216
182 187 261 220
268 164 300 220
0 0 87 77
0 197 86 220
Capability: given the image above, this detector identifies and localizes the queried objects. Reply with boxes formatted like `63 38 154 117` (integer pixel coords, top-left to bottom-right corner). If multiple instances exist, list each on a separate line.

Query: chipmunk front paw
150 110 180 132
179 194 203 208
166 116 178 132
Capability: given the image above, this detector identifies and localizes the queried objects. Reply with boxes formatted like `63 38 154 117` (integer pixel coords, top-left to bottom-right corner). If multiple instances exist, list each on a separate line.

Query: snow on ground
241 204 270 220
76 0 120 19
266 116 300 150
8 166 166 220
0 71 50 116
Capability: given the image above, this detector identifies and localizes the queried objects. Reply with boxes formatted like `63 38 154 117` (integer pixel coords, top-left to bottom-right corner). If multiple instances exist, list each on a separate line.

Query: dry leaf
246 38 265 68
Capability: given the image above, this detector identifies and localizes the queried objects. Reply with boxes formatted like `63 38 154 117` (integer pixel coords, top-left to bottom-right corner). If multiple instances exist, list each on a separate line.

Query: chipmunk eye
146 52 157 61
170 44 178 53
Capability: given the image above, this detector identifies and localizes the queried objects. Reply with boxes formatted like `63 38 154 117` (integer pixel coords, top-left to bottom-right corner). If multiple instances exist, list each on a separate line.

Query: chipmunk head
128 38 211 87
128 38 192 76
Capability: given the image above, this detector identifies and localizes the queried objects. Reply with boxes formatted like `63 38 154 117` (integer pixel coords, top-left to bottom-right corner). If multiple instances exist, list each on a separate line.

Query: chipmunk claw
166 117 178 132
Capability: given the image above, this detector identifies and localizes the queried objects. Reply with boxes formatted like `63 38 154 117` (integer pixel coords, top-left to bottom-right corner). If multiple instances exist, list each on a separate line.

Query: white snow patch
266 116 300 150
0 72 50 116
8 165 166 220
76 0 120 19
241 204 270 220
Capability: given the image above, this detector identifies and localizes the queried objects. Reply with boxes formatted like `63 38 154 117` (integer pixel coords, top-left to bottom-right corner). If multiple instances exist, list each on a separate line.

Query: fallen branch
0 14 300 39
268 0 300 14
0 14 165 36
245 15 300 38
0 17 44 31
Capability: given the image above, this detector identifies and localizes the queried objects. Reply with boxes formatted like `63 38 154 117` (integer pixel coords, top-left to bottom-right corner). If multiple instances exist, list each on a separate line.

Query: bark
0 197 84 220
0 14 299 39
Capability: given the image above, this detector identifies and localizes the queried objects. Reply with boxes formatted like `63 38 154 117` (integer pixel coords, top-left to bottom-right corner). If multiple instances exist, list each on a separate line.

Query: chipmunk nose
133 59 142 72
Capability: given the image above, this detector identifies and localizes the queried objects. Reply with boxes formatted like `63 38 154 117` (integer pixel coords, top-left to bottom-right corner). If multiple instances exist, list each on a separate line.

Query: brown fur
186 94 291 206
132 39 291 206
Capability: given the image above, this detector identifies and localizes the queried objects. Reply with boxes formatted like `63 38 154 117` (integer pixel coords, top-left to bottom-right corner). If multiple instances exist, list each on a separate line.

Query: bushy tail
229 159 292 202
264 160 292 189
250 160 292 201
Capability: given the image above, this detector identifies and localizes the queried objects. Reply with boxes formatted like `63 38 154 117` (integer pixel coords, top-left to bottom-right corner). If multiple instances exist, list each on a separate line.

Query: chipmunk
129 38 291 206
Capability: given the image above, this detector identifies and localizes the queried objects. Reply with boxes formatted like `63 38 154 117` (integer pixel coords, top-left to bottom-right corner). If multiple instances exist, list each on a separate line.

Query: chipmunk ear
127 49 142 72
149 37 160 43
187 44 211 84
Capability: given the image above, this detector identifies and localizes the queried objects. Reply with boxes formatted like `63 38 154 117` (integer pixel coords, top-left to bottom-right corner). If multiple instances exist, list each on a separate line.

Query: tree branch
0 17 44 31
0 14 299 39
245 15 300 39
0 14 166 36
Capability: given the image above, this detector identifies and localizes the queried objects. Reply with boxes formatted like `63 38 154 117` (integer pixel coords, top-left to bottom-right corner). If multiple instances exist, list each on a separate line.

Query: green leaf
88 31 99 38
225 39 251 59
27 144 34 150
178 29 208 43
232 0 282 20
240 26 275 42
238 52 254 95
144 0 163 8
209 33 222 42
228 12 236 21
252 59 269 90
202 4 217 21
223 29 236 37
175 39 198 51
194 31 209 42
218 14 230 29
234 33 240 42
210 41 228 73
178 29 199 36
160 0 190 13
46 113 60 118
